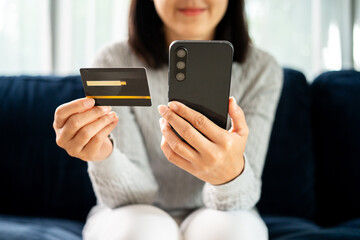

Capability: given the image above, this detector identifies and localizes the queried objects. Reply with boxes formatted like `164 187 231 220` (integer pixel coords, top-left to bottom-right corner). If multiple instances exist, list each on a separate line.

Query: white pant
82 204 268 240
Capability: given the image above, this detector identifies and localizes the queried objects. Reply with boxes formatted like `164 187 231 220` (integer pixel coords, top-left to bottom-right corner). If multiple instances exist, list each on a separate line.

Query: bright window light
355 24 360 69
323 22 342 70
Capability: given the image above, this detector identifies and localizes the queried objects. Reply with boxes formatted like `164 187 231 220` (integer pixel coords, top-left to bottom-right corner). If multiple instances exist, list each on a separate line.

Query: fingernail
109 111 117 119
158 105 167 115
84 98 95 108
168 102 178 111
159 118 165 127
231 96 237 104
102 106 112 112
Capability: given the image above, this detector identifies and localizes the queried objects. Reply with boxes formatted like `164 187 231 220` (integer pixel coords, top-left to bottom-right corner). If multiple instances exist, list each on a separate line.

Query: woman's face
153 0 229 44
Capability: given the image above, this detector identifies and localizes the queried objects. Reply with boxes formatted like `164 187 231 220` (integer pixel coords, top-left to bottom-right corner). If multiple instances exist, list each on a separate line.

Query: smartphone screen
168 40 233 130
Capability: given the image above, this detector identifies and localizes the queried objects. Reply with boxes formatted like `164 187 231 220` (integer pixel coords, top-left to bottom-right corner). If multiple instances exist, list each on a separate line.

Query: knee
116 205 180 240
181 208 268 240
83 204 180 240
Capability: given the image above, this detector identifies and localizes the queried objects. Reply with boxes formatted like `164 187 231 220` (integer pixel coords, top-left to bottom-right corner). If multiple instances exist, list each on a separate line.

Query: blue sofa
0 69 359 239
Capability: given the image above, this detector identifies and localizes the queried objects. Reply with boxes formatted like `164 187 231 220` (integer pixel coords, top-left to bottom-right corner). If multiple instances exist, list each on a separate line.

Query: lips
178 8 207 16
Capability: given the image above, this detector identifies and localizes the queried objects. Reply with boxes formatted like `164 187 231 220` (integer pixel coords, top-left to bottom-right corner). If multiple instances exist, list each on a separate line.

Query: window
354 0 360 69
0 0 130 75
0 0 359 79
0 0 51 74
246 0 359 79
52 0 130 75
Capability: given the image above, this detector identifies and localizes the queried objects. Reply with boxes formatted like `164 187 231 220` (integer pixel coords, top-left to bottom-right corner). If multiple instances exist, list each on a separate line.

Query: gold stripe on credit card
87 96 151 99
86 80 127 86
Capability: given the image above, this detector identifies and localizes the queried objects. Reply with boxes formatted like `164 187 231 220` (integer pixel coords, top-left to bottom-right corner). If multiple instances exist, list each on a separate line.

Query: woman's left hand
158 97 249 185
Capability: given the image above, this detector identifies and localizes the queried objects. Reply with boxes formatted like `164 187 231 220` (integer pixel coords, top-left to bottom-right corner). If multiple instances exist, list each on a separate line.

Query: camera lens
177 49 186 58
176 73 185 81
176 61 185 70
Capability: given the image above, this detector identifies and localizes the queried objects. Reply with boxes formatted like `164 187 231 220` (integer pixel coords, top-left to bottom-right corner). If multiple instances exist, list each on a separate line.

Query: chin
176 27 211 40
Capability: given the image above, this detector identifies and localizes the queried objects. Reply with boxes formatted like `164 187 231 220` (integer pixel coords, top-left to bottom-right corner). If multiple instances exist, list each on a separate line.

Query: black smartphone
168 40 233 130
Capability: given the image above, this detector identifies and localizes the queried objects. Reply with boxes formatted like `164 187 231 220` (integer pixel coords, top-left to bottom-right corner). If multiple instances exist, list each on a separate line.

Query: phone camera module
174 47 187 81
176 73 185 81
176 61 186 70
177 49 186 58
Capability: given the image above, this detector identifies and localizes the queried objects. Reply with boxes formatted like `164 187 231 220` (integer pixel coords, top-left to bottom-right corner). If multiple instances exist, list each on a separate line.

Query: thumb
228 97 248 136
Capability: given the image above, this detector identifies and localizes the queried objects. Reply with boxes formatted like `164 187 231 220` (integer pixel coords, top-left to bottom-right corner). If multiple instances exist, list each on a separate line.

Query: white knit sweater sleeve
86 47 159 209
203 47 283 210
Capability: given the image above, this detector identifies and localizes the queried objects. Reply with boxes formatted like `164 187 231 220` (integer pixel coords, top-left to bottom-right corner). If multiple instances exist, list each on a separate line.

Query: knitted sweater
87 41 283 214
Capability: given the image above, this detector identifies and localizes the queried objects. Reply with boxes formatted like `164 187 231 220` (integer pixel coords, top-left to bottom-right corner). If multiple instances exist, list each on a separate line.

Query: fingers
158 105 211 152
159 118 200 162
63 111 118 157
168 101 227 142
81 116 119 160
54 98 95 129
228 97 249 136
160 136 194 172
62 105 112 141
72 111 117 149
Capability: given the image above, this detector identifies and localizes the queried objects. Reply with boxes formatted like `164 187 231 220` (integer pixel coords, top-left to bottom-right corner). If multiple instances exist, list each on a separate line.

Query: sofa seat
0 215 83 240
264 216 360 240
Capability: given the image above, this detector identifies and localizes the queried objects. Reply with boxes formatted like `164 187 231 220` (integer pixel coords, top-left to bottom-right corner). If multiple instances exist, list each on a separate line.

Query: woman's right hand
53 97 119 162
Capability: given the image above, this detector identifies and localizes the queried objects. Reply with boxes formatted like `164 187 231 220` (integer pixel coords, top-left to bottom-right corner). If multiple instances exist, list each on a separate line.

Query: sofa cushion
264 215 360 240
257 69 316 219
0 214 83 240
0 76 96 222
311 70 360 226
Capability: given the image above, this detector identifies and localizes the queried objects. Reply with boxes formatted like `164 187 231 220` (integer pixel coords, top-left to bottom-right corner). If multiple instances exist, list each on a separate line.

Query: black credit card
80 68 152 106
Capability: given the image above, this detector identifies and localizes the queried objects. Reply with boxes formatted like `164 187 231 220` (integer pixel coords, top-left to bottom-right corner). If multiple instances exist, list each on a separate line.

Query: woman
53 0 282 239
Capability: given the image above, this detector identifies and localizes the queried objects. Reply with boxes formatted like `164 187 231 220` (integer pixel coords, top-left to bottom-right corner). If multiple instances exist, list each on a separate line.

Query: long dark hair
128 0 250 69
